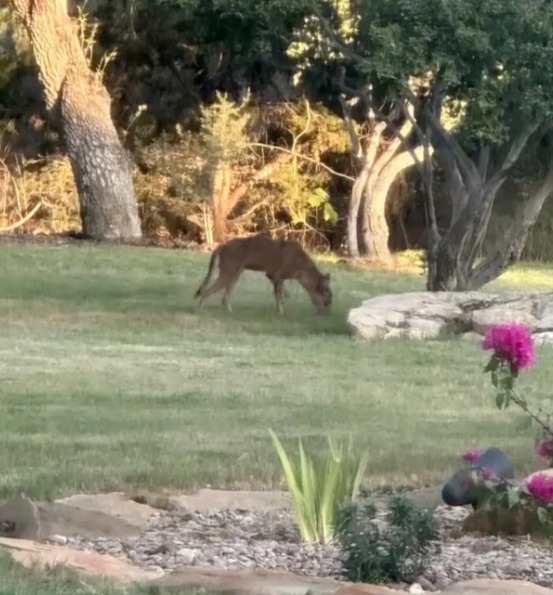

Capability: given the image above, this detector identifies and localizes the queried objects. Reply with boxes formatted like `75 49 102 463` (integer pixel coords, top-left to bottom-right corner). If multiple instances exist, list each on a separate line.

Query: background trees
3 0 553 289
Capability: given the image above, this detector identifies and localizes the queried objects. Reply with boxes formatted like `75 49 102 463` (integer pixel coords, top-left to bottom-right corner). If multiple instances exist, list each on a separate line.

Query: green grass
0 553 209 595
0 242 553 502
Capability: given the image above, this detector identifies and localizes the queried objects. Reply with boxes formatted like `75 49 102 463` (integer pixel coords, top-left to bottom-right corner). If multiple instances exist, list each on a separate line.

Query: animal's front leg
266 274 289 299
272 279 286 314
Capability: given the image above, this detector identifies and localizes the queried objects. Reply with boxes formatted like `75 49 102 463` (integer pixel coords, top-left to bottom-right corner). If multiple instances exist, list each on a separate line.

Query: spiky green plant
269 429 369 543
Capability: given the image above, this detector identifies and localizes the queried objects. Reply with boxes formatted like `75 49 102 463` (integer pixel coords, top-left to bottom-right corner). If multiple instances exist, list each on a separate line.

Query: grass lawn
0 553 208 595
1 242 553 502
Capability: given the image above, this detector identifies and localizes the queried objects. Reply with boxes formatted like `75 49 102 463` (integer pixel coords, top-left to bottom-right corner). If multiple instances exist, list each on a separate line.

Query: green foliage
335 494 438 583
200 91 251 164
0 7 30 91
269 430 369 544
470 469 553 539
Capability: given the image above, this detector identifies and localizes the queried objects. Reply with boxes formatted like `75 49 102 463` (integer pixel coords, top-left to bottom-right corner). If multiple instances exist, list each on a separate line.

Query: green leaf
537 507 550 525
323 202 338 223
307 188 328 208
484 356 499 373
506 488 520 509
495 392 506 409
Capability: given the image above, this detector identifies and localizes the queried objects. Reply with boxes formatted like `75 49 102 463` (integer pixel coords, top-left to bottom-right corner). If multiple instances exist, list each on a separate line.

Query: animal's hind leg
221 270 242 312
197 275 229 307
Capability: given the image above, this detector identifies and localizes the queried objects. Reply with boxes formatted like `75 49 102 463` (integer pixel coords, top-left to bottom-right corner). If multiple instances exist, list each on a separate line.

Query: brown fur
193 235 332 314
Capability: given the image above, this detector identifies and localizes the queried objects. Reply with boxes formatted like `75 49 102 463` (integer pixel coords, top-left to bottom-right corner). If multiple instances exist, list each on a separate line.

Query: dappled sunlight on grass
489 263 553 291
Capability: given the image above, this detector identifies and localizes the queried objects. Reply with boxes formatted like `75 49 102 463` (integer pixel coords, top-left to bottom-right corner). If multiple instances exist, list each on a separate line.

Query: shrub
269 430 369 544
474 322 553 536
335 494 438 583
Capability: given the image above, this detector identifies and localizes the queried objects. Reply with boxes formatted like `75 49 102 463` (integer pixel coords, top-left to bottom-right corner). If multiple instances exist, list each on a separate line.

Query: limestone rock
441 578 553 594
533 332 553 345
0 495 41 540
471 306 537 334
154 568 401 595
0 536 163 583
534 303 553 332
55 492 158 530
347 290 553 342
37 501 142 540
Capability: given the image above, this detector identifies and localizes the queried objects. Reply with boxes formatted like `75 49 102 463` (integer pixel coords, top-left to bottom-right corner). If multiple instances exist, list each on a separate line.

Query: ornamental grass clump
269 430 369 544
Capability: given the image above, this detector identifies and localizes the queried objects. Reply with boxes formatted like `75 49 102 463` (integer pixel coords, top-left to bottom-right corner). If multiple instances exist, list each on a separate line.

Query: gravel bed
49 505 553 590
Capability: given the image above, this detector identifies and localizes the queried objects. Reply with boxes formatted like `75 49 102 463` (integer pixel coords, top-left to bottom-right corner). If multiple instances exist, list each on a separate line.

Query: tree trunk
211 162 233 243
346 166 370 257
422 104 539 291
469 161 553 288
11 0 142 241
360 147 427 261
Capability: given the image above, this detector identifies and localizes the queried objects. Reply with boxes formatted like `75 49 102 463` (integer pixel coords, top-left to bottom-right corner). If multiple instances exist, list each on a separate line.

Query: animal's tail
194 248 219 298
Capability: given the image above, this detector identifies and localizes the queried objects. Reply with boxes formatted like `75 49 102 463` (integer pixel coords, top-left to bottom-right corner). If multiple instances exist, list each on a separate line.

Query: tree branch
477 145 490 182
249 142 355 182
339 94 363 161
0 201 43 232
311 2 366 66
364 121 387 169
484 123 540 193
226 152 291 217
377 145 431 189
375 101 416 171
420 103 482 194
470 160 553 288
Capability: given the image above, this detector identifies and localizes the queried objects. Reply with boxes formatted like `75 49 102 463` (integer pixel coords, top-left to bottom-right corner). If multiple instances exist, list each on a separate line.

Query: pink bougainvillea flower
482 323 535 371
462 449 482 463
479 466 499 481
525 473 553 504
536 439 553 460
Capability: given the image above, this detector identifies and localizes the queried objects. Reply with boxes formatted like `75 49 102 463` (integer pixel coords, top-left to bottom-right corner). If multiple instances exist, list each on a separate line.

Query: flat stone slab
38 501 143 540
153 567 401 595
441 578 553 594
55 492 159 530
0 536 163 583
170 489 291 512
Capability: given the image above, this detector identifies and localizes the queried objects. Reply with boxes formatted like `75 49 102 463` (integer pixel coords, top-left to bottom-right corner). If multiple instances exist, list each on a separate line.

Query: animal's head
310 272 332 314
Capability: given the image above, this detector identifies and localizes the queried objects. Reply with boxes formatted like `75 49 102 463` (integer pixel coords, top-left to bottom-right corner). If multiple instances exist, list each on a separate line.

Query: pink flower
526 473 553 503
536 439 553 460
482 323 535 371
462 449 482 463
480 466 498 481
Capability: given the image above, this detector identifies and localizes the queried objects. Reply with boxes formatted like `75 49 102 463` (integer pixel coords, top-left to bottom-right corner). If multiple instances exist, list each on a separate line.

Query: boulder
471 305 537 334
441 448 514 508
347 291 553 342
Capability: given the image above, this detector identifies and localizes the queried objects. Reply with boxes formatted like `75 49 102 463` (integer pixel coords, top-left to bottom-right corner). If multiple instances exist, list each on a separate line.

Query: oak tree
10 0 142 240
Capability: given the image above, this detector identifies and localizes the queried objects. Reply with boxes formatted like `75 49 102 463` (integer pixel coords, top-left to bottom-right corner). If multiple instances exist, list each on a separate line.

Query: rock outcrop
347 291 553 342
